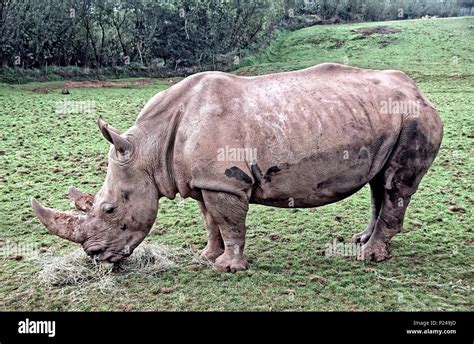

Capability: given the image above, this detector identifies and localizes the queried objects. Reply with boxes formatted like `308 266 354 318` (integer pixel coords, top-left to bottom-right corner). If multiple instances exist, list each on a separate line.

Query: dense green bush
0 0 285 70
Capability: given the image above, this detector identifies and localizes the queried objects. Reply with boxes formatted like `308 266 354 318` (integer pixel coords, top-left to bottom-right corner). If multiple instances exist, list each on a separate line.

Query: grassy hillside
239 17 474 80
0 17 472 311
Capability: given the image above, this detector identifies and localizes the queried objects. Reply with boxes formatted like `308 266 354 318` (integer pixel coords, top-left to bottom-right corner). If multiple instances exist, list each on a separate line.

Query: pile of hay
35 243 201 288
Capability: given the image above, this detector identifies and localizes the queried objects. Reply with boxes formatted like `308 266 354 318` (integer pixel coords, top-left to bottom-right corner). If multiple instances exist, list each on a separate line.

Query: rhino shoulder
190 70 239 88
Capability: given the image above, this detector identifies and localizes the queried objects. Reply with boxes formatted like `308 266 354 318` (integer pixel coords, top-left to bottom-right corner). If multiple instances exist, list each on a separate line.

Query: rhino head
31 117 159 262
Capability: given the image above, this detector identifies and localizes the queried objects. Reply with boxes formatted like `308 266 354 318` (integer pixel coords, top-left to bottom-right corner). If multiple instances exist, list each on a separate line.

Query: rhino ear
97 116 132 157
97 116 120 143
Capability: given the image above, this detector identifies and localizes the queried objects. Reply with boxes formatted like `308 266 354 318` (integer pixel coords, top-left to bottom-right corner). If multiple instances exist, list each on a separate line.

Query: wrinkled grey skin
32 63 443 272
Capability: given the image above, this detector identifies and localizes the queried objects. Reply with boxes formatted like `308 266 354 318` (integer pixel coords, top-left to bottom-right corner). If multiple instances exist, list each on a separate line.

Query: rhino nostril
87 248 105 257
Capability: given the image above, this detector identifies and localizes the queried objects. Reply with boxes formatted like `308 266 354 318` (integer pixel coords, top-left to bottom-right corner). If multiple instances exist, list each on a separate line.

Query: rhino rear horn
31 197 86 243
68 186 94 212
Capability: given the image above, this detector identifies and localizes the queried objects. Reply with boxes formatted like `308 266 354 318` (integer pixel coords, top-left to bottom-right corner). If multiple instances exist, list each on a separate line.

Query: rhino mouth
84 245 130 263
89 250 125 263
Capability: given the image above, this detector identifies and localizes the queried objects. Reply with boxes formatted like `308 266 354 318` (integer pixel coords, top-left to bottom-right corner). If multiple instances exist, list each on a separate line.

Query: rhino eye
101 203 117 214
121 190 130 200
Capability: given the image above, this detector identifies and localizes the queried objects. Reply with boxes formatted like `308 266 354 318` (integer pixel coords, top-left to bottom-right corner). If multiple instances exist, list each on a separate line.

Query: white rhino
32 63 443 272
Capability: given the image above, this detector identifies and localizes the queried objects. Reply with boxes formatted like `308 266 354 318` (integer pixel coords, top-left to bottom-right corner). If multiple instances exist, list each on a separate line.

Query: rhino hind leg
360 120 441 261
198 201 224 262
360 190 413 262
201 190 249 273
352 174 384 244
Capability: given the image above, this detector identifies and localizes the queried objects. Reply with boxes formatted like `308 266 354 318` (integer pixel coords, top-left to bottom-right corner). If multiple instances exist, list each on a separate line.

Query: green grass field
0 17 472 311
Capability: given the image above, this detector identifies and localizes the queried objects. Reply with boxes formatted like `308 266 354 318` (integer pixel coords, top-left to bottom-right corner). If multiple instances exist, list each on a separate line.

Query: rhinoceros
32 63 443 272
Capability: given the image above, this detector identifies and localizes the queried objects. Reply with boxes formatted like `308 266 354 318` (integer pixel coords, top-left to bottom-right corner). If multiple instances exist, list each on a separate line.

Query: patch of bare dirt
307 39 323 45
235 66 257 76
330 40 346 49
31 84 59 94
352 26 402 36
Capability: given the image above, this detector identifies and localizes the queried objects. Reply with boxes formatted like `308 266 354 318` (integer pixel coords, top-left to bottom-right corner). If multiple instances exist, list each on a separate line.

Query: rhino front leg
201 190 249 273
198 201 224 262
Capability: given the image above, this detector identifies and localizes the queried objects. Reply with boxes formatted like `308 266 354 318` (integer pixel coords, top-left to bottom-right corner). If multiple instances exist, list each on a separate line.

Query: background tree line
1 0 285 70
0 0 467 80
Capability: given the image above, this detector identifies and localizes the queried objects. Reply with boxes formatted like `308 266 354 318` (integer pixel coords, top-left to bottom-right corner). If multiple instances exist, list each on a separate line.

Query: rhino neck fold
137 107 183 200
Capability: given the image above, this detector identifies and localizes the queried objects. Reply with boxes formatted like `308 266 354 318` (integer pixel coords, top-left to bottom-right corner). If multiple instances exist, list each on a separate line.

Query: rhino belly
249 134 394 208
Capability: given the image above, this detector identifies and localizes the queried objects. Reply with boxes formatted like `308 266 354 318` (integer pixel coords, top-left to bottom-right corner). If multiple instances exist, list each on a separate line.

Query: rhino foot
352 229 373 244
212 254 248 273
200 246 224 263
359 241 391 262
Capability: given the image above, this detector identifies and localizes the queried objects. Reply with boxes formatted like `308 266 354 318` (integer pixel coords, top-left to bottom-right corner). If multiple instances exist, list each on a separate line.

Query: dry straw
35 243 204 288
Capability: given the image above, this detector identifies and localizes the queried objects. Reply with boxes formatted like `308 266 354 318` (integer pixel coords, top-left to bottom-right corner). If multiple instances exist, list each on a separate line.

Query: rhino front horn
31 197 85 243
